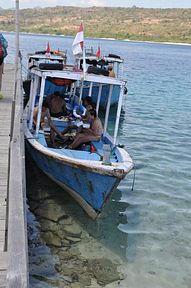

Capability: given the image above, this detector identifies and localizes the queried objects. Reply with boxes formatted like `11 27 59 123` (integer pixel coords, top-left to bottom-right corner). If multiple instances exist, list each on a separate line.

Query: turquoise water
4 33 191 287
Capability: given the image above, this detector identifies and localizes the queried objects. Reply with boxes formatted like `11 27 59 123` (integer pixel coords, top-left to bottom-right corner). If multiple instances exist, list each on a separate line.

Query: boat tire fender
39 63 63 70
108 53 121 59
73 105 86 119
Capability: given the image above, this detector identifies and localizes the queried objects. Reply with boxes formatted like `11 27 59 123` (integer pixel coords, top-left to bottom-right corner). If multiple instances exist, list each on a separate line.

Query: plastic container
102 144 111 165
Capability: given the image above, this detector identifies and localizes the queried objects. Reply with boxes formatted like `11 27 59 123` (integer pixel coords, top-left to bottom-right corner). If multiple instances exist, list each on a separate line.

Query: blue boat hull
26 141 120 217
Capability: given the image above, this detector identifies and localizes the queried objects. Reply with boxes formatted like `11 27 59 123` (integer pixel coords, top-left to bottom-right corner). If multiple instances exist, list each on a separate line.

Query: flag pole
82 22 86 79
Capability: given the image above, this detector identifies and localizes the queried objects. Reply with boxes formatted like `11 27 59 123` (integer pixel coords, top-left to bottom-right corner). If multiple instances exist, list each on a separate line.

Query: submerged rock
42 231 62 247
87 258 121 286
65 236 81 244
57 250 80 262
28 189 51 201
59 215 73 226
61 238 71 247
29 200 40 211
63 223 82 238
35 200 67 222
40 218 59 233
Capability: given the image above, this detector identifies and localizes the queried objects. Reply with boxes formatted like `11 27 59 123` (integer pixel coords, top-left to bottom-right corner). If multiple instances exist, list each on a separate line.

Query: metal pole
82 22 87 78
29 75 39 130
88 82 93 97
15 0 19 84
103 84 113 136
10 0 20 141
96 83 102 114
35 76 46 136
113 85 124 145
79 81 84 102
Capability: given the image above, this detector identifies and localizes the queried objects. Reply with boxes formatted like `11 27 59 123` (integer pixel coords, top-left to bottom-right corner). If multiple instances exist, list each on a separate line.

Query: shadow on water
26 152 130 287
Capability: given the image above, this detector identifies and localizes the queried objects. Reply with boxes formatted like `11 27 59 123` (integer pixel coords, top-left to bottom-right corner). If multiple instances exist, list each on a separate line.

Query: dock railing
6 55 29 287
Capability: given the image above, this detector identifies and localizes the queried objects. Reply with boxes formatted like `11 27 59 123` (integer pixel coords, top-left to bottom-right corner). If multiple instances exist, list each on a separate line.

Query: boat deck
37 131 121 163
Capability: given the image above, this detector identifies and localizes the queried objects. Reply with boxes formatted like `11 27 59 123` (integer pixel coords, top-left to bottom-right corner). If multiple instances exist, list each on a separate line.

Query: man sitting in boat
33 99 63 146
46 91 67 118
68 109 103 150
108 65 115 78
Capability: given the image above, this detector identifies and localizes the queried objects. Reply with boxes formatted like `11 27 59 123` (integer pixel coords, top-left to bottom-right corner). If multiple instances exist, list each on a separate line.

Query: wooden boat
24 66 133 219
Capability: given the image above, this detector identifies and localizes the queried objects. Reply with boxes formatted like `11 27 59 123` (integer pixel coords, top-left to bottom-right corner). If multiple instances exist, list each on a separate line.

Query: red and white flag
45 42 50 57
72 23 84 56
96 46 101 59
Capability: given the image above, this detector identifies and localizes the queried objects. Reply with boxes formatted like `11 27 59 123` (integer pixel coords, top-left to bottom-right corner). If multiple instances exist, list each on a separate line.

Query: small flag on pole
96 46 101 59
45 42 50 58
72 23 84 56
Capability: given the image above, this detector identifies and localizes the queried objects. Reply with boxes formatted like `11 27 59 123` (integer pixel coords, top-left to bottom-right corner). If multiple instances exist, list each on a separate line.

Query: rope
131 164 136 191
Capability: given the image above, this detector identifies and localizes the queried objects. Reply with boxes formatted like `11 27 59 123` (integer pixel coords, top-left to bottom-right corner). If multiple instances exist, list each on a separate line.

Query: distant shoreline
1 6 191 45
3 31 191 47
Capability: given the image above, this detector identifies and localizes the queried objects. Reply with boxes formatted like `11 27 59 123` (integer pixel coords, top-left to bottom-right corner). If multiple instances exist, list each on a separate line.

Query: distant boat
25 48 127 109
24 61 133 219
75 48 128 108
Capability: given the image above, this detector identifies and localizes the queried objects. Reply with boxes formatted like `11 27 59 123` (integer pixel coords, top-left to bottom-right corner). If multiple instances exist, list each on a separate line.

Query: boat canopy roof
30 67 126 86
76 55 124 64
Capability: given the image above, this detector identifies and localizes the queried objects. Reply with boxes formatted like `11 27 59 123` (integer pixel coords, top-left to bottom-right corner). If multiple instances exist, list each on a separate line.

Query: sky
1 0 191 9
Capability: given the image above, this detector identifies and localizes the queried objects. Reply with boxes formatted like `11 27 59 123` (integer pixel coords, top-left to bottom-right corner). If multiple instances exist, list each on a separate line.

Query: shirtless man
46 91 67 117
108 65 115 78
33 100 63 146
68 109 103 150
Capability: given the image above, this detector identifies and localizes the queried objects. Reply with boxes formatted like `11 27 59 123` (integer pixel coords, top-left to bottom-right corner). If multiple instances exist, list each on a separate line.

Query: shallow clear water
4 32 191 287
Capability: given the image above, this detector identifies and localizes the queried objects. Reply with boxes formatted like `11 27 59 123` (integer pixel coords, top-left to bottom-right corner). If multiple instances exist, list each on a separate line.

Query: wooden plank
0 180 7 186
0 253 7 270
0 64 15 286
6 63 29 287
0 207 6 220
0 186 7 195
0 270 6 288
0 220 5 231
0 194 7 200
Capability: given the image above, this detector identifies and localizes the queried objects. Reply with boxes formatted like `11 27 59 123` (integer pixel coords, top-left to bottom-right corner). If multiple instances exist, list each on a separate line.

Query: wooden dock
0 64 14 287
0 63 29 287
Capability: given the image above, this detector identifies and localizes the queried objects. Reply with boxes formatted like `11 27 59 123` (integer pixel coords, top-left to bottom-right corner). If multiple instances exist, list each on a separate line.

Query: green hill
0 6 191 43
